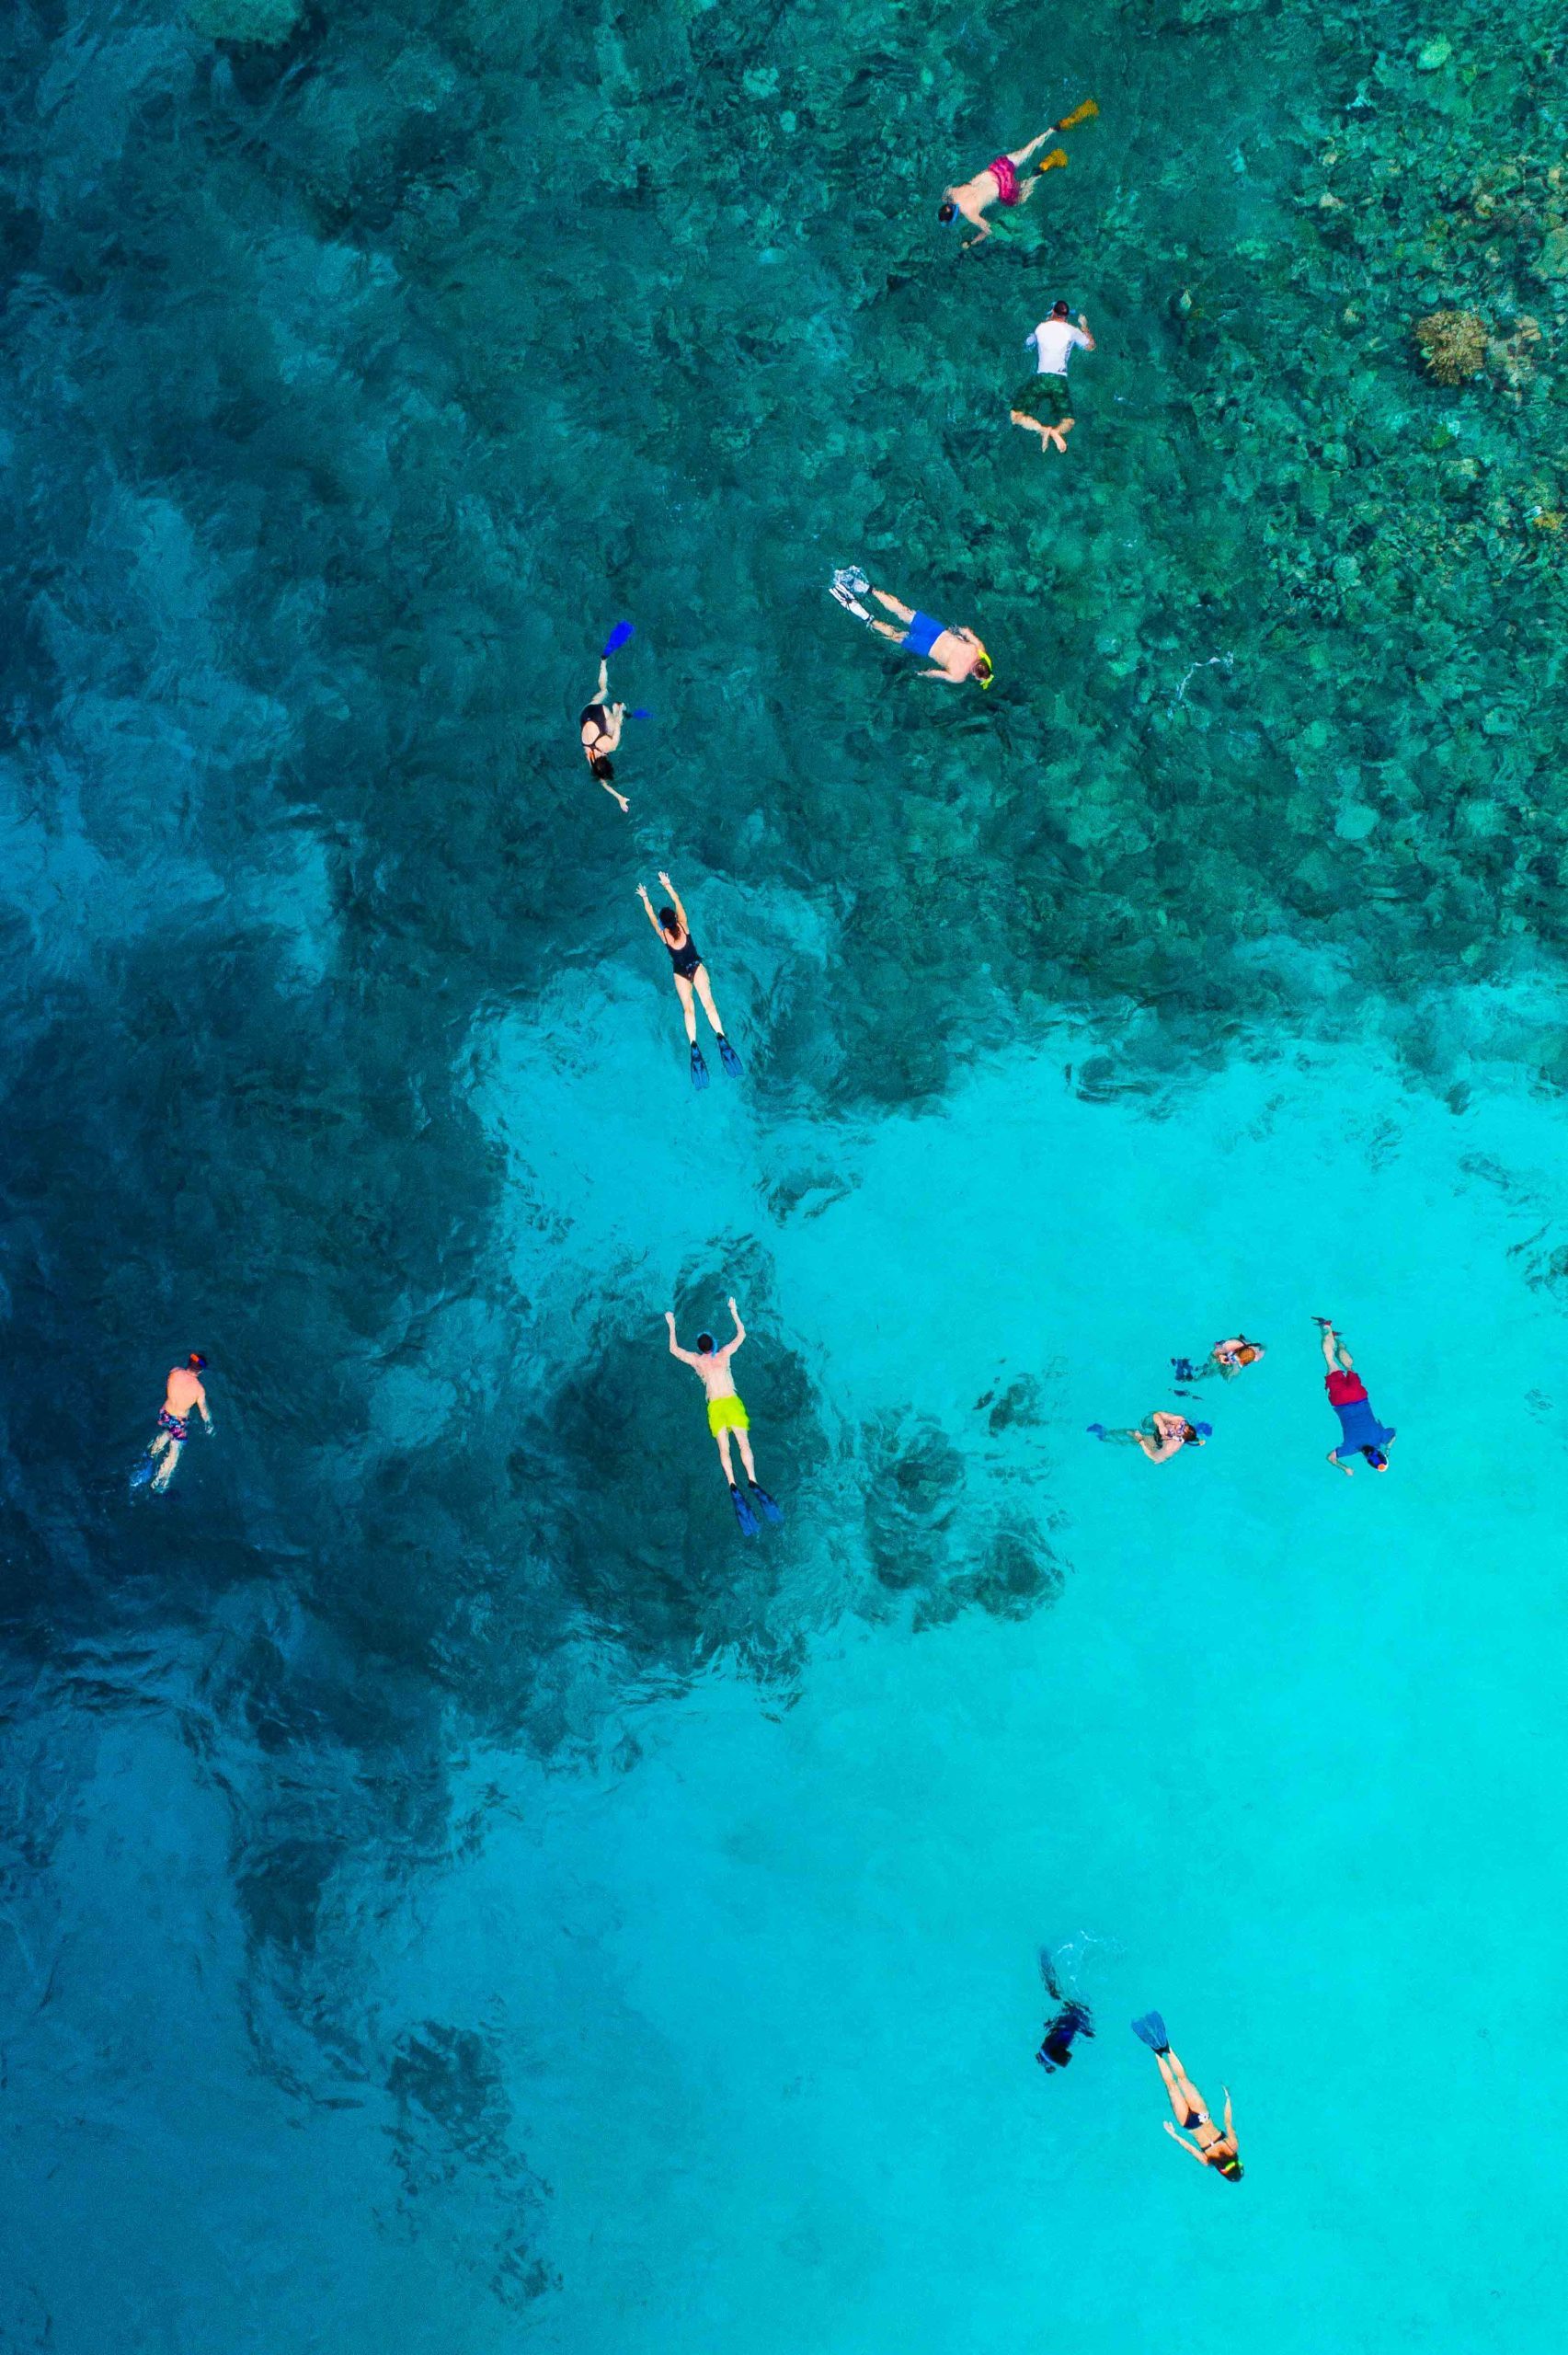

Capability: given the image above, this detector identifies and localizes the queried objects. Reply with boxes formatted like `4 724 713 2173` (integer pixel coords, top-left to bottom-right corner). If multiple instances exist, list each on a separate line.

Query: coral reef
1415 307 1489 383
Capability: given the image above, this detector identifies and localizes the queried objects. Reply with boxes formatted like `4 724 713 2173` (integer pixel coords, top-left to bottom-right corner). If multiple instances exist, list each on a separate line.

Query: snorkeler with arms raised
134 1353 212 1494
636 871 742 1091
666 1298 783 1535
1132 2015 1242 2181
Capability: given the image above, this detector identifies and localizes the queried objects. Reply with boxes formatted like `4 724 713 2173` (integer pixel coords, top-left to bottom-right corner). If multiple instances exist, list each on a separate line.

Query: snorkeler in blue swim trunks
862 581 993 686
1316 1319 1395 1476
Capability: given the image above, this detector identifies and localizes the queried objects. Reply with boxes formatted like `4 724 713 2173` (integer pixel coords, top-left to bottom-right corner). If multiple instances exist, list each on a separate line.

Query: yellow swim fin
1036 147 1069 175
1056 98 1100 132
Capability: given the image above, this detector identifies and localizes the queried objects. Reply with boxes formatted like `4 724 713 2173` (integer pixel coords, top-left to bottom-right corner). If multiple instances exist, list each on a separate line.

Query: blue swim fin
731 1483 759 1536
749 1481 784 1526
690 1043 710 1091
602 621 635 656
630 706 651 719
1086 1422 1107 1440
128 1453 155 1492
717 1035 743 1080
1131 2012 1170 2052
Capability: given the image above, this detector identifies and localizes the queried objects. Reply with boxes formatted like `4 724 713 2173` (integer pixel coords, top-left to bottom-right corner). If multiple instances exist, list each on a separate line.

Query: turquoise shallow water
5 0 1568 2347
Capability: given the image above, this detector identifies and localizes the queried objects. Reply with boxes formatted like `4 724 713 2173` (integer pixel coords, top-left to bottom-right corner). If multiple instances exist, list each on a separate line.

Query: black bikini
580 701 611 742
666 931 702 981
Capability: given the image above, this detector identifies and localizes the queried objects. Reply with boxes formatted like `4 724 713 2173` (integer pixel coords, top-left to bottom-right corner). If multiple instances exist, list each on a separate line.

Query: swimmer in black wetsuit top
1035 1943 1094 2073
636 871 744 1092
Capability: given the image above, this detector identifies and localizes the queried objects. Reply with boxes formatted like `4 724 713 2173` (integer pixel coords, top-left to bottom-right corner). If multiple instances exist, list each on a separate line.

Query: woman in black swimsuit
636 871 743 1092
580 653 628 811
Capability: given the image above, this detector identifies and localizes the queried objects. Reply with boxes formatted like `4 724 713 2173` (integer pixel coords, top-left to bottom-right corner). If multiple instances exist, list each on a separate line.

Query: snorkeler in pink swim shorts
937 101 1098 247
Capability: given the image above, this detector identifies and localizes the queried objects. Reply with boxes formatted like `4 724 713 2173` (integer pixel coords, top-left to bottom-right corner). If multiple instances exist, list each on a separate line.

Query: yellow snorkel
974 649 995 690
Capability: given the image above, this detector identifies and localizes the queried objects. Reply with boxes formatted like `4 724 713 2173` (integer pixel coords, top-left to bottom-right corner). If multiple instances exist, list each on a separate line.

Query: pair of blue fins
692 1036 742 1092
730 1478 784 1536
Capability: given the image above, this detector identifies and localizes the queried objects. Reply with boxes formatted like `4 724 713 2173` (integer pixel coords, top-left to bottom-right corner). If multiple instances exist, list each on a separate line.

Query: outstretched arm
1163 2123 1207 2164
666 1312 698 1366
658 871 689 933
1222 2089 1234 2140
727 1295 746 1350
637 885 667 936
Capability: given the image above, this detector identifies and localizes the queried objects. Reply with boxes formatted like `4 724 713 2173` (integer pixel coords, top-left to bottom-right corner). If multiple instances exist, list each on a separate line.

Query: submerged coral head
1415 308 1488 385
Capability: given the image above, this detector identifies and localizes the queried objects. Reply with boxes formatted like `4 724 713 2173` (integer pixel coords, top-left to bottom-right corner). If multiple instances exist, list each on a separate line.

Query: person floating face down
1011 300 1096 457
936 103 1098 247
579 651 629 812
636 872 743 1093
1316 1318 1395 1476
1132 2014 1242 2182
861 580 993 686
141 1353 212 1492
665 1298 784 1537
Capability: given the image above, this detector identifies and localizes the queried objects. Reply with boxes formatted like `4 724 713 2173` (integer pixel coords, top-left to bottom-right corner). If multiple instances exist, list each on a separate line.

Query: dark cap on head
937 201 956 224
187 1352 208 1371
1051 298 1070 318
590 753 614 781
696 1332 715 1354
658 905 679 932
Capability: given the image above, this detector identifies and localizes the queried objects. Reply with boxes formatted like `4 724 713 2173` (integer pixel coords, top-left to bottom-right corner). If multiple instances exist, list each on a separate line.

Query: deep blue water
4 0 1568 2347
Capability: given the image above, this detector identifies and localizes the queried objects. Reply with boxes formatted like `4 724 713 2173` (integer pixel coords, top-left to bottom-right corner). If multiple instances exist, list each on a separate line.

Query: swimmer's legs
693 966 727 1039
150 1431 182 1493
734 1426 758 1483
1007 132 1054 167
715 1426 736 1482
1154 2049 1201 2123
1165 2049 1206 2120
1318 1323 1354 1374
673 973 699 1045
1011 410 1069 456
870 588 916 624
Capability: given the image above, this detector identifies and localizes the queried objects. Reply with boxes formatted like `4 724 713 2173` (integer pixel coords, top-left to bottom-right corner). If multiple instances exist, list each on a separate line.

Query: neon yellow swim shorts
707 1393 750 1436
